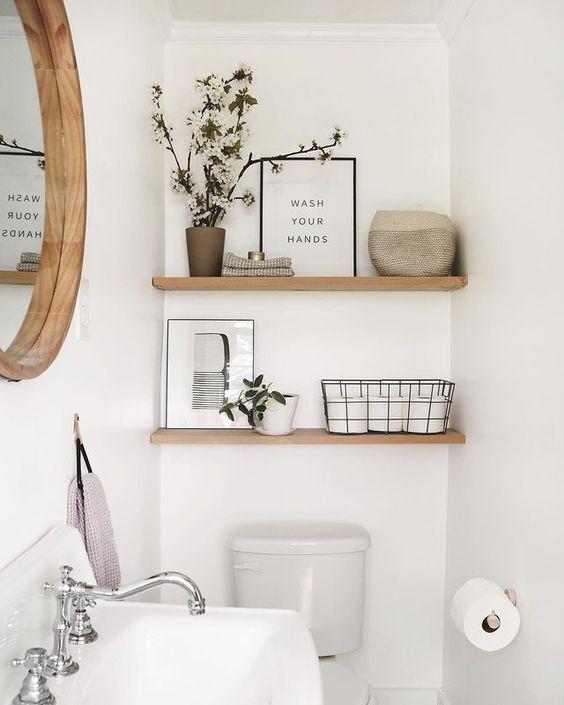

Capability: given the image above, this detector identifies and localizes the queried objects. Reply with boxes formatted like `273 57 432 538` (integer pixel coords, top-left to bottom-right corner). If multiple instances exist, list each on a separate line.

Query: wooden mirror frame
0 0 86 381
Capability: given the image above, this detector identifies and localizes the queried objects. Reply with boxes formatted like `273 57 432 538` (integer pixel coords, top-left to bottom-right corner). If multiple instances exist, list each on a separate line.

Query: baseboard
372 688 439 705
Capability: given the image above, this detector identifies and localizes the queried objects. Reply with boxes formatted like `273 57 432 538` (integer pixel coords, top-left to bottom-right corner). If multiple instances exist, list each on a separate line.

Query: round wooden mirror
0 0 86 380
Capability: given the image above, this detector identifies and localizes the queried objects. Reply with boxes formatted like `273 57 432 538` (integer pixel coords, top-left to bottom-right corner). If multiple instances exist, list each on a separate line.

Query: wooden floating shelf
0 270 37 286
152 275 468 293
151 427 465 445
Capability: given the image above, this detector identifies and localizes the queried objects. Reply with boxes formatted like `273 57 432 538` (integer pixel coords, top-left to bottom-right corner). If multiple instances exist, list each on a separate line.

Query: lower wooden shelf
151 427 465 445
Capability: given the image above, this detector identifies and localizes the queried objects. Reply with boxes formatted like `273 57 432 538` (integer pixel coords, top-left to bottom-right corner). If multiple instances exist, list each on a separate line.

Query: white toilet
231 522 373 705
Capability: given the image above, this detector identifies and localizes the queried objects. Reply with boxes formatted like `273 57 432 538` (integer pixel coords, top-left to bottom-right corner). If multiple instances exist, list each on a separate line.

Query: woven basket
368 211 456 276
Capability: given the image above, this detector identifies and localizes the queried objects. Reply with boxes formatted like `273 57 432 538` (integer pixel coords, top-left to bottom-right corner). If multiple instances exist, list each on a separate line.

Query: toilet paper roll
368 396 404 432
451 578 520 652
325 396 367 434
404 395 448 433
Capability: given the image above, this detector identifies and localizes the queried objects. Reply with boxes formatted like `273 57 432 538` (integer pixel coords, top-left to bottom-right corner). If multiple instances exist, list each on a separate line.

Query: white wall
0 0 165 582
443 1 564 703
161 36 452 689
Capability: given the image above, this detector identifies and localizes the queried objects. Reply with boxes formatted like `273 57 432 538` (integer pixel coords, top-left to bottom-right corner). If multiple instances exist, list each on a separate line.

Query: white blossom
152 67 346 227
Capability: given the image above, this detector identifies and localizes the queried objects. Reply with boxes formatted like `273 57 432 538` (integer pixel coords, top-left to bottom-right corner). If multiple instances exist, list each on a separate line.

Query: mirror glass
0 0 45 349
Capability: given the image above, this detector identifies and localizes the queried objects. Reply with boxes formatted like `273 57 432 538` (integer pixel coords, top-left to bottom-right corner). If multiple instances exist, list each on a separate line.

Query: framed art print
166 319 254 429
260 157 356 276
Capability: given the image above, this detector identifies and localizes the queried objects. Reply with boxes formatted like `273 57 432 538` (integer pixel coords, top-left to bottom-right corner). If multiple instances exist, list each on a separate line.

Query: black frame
259 157 357 276
165 318 255 430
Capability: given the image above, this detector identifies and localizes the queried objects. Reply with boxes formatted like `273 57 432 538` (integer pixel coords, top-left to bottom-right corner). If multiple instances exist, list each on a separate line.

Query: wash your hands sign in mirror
0 0 86 381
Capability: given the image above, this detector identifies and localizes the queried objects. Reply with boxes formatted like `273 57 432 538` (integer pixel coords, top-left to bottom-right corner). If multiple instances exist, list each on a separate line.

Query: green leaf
254 374 264 387
271 391 287 405
254 389 268 406
256 404 266 412
238 403 250 416
245 389 258 399
257 412 264 421
243 378 253 388
224 408 235 422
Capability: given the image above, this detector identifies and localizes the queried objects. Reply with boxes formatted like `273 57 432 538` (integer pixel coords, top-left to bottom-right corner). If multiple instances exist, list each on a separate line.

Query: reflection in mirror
0 0 45 350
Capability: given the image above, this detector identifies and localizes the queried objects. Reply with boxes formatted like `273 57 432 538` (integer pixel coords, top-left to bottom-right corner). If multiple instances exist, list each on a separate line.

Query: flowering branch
151 66 346 228
0 134 44 157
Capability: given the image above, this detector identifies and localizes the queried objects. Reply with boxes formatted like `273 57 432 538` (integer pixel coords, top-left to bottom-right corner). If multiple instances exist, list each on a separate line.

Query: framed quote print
166 319 254 429
260 157 356 276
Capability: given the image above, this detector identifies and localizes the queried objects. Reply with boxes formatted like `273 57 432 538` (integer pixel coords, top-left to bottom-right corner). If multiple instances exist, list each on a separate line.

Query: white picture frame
165 319 254 429
260 157 356 276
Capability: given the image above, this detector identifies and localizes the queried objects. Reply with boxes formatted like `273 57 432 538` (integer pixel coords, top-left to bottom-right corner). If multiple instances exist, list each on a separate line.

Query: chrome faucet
43 566 80 677
79 571 206 615
44 565 205 676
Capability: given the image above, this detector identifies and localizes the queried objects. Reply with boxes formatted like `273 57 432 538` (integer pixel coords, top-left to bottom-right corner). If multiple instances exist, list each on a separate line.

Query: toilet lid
320 661 372 705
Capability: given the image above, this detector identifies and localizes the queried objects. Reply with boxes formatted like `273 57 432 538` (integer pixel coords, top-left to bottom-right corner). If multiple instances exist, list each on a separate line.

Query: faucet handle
59 565 73 580
12 646 48 673
12 648 56 705
72 592 97 609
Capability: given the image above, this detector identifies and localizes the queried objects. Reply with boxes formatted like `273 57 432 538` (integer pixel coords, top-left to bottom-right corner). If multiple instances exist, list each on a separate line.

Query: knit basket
368 211 456 276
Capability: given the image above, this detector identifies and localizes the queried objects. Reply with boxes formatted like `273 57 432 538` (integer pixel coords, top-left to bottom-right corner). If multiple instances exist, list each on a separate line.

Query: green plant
219 374 286 428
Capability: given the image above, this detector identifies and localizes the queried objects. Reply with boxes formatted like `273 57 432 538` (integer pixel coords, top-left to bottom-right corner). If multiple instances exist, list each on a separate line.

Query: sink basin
0 528 322 705
50 602 322 705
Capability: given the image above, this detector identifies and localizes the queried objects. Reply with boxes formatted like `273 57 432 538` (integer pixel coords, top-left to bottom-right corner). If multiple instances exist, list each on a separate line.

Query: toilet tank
231 522 370 657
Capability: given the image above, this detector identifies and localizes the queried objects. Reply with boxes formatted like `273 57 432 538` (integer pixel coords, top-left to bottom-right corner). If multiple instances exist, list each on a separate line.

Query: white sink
0 527 322 705
53 602 322 705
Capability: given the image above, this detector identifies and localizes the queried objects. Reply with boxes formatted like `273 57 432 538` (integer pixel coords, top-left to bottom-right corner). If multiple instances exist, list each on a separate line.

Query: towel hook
73 413 82 442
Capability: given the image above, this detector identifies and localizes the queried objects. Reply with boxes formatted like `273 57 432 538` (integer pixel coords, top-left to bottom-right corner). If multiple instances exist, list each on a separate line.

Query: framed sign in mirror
0 0 86 381
260 157 356 276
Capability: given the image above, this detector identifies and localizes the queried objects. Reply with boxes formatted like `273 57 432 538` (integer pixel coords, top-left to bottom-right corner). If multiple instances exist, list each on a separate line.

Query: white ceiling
1 0 449 23
167 0 449 24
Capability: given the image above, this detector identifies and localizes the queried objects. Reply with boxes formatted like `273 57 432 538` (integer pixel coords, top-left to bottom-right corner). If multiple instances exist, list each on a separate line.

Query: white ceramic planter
256 394 299 435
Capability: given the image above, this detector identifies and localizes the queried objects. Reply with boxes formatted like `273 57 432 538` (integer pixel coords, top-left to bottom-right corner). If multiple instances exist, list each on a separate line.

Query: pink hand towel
67 474 121 588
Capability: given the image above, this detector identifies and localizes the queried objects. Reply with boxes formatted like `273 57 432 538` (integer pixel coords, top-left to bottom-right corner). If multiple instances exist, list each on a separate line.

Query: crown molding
0 16 24 37
168 22 445 46
436 0 477 43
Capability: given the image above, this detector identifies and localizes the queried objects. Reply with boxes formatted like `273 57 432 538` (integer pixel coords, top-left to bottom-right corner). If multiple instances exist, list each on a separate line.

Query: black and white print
166 319 254 429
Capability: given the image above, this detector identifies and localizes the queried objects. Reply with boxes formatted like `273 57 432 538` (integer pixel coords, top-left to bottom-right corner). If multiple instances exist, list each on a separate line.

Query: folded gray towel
20 251 41 264
222 266 295 277
223 251 293 270
67 474 121 588
16 262 39 272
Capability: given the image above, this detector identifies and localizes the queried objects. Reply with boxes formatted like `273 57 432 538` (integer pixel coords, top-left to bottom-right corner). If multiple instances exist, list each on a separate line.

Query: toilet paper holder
484 588 517 632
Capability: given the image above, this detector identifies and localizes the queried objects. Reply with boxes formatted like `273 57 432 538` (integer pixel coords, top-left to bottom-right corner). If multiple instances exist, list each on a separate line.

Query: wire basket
321 379 455 435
